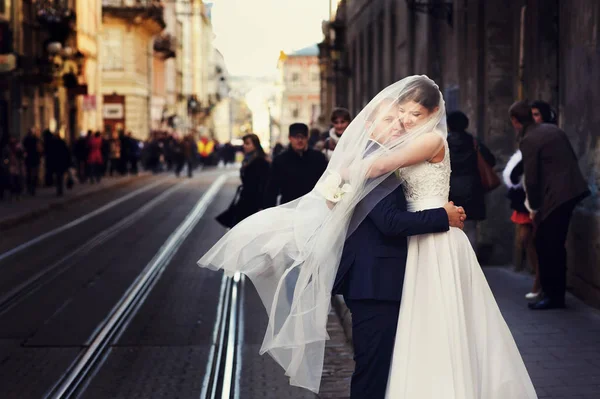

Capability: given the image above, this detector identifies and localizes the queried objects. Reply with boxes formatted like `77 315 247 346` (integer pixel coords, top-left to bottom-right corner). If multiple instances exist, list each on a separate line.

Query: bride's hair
397 76 441 112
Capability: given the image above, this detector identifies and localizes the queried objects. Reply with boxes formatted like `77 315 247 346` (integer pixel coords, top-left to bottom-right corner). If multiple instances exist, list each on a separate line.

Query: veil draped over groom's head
198 75 448 393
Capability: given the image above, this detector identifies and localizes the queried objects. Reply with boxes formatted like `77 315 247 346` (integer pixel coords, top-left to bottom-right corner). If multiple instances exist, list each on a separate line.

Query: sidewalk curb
0 174 153 230
331 294 353 346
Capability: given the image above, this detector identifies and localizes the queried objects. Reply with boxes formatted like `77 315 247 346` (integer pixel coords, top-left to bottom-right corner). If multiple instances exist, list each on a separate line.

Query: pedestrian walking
127 131 140 175
6 137 25 200
271 142 284 159
87 132 104 184
220 141 236 167
216 133 270 228
46 133 72 197
264 123 328 207
446 111 496 253
22 127 42 195
108 132 121 177
182 135 196 178
531 100 557 125
322 107 352 160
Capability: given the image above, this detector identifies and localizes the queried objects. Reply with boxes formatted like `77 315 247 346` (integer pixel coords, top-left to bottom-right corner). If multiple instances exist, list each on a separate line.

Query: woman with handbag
216 133 270 228
446 111 497 253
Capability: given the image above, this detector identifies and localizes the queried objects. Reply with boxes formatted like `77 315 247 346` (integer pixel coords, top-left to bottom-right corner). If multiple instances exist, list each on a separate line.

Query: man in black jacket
264 123 328 207
22 127 41 195
510 100 590 310
46 133 72 197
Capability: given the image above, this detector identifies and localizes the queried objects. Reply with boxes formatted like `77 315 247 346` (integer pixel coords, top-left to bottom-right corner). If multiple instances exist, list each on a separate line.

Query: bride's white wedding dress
385 146 538 398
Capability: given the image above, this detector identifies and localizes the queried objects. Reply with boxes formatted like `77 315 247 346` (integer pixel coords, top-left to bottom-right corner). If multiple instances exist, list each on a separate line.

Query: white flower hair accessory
316 171 353 203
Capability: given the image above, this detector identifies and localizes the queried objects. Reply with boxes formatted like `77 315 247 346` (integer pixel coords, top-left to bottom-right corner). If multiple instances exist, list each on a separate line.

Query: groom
332 109 466 399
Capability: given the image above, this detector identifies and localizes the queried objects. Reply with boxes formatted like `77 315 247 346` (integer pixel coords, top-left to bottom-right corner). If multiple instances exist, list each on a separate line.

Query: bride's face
398 100 438 131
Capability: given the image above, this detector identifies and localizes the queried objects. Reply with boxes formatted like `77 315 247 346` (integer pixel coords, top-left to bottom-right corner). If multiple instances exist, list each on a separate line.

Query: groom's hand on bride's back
443 201 466 229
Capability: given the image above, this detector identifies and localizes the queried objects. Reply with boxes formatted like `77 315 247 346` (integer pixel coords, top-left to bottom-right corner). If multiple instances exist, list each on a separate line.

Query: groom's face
368 101 404 143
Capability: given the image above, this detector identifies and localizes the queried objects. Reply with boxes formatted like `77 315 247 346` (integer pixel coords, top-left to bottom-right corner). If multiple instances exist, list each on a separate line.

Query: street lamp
46 41 62 55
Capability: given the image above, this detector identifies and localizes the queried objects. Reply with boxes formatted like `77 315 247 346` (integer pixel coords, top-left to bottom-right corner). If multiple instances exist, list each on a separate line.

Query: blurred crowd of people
0 128 143 201
0 128 243 201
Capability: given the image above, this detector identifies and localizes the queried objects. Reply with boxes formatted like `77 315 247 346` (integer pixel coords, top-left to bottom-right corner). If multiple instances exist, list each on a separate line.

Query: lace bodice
397 144 451 211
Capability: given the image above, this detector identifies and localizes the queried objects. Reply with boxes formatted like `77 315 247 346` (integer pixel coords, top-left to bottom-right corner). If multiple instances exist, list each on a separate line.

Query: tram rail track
201 273 245 399
0 177 170 262
42 174 227 399
0 180 188 317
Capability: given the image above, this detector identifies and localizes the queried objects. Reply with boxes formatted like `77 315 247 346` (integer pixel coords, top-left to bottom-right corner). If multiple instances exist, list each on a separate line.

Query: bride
198 75 538 398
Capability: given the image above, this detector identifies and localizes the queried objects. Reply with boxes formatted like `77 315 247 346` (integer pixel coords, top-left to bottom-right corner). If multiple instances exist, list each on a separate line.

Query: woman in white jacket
322 107 352 160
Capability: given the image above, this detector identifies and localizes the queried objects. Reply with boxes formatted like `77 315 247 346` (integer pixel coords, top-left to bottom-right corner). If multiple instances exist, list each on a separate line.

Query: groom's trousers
345 299 401 399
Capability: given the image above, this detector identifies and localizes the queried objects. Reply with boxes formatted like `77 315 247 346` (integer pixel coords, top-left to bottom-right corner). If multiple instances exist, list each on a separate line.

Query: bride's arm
366 133 444 178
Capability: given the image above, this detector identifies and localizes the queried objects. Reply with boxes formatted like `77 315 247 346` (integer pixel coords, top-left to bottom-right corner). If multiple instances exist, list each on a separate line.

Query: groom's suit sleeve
368 191 449 237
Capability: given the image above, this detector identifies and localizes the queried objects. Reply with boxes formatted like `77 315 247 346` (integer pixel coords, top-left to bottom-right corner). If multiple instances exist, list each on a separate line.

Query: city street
0 171 599 398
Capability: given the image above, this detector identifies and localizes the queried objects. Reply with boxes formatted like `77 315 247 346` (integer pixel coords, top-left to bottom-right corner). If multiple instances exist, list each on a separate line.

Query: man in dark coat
446 111 496 251
264 123 328 207
22 127 41 195
182 135 196 178
510 100 590 310
46 133 72 197
332 137 467 399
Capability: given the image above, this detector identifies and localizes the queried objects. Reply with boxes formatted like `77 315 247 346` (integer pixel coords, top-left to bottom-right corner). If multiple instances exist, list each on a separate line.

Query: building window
0 0 5 14
291 72 300 86
311 71 319 82
102 28 124 71
290 103 300 118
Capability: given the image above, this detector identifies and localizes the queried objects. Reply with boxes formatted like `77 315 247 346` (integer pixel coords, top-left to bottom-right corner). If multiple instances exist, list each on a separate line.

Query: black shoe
528 298 565 310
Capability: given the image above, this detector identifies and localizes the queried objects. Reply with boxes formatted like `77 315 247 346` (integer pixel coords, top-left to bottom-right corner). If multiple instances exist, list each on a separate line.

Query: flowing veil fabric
198 76 448 392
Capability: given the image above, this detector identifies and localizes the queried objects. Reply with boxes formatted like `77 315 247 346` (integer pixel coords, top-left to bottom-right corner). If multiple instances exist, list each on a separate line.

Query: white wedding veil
198 75 448 393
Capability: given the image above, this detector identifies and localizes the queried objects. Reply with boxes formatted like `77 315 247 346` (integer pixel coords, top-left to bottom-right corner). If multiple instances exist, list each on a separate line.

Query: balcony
102 0 165 34
33 2 77 44
153 33 176 59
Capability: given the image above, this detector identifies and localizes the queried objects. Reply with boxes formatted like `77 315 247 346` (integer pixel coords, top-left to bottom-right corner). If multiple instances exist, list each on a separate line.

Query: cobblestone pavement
239 282 353 399
488 267 600 399
319 307 353 399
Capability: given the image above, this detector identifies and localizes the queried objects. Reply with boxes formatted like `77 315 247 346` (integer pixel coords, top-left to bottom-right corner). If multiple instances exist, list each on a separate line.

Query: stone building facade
100 2 166 139
328 0 599 305
277 45 321 144
1 0 95 144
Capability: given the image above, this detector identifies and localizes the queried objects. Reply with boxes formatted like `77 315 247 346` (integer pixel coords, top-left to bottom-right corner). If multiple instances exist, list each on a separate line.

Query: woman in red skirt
503 149 541 300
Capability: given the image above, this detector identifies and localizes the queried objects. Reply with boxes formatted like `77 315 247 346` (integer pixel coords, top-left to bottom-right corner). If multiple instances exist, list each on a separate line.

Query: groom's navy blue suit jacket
332 178 449 302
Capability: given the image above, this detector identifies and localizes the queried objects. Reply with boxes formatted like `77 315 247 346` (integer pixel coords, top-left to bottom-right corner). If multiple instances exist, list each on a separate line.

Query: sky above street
210 0 332 77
